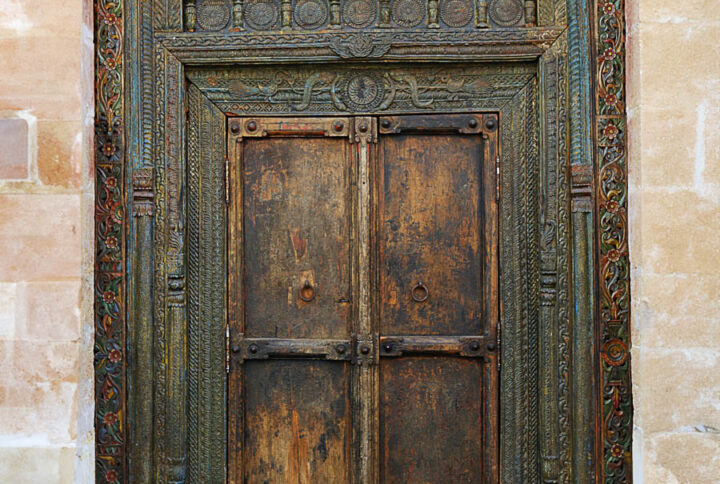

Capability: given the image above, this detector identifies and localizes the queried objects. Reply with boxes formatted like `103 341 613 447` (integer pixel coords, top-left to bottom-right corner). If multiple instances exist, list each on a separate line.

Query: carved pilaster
185 1 197 31
329 0 341 28
378 0 391 27
525 0 537 26
281 0 292 28
475 0 489 28
571 164 593 212
428 0 439 28
232 0 244 30
133 168 154 216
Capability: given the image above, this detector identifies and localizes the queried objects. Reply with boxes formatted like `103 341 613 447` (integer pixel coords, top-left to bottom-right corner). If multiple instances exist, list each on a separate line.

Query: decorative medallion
196 0 231 31
339 73 386 111
391 0 425 27
488 0 523 27
295 0 328 28
245 0 280 29
343 0 377 28
440 0 473 27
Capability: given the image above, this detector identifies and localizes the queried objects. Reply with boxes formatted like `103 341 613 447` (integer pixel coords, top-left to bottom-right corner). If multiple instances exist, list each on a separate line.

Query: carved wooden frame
94 0 631 482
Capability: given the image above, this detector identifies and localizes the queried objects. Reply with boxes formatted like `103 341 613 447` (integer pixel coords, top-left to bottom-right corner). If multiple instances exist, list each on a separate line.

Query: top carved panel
182 0 539 33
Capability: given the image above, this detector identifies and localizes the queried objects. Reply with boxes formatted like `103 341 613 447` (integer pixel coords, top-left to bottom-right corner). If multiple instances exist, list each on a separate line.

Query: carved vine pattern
596 0 631 482
95 1 126 483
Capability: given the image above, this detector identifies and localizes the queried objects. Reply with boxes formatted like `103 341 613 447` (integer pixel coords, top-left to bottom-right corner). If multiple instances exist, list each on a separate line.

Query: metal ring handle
299 280 316 302
411 281 429 303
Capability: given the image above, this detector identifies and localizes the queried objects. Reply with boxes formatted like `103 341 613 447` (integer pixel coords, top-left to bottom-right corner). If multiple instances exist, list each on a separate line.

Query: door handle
411 281 429 302
299 279 316 302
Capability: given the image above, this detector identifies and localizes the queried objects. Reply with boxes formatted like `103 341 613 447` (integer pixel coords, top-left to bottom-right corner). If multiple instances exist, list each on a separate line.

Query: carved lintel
232 0 244 31
185 1 197 31
132 168 154 216
571 164 593 212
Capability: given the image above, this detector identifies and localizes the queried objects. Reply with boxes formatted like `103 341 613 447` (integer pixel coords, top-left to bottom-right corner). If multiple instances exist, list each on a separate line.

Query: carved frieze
187 63 535 114
183 0 536 31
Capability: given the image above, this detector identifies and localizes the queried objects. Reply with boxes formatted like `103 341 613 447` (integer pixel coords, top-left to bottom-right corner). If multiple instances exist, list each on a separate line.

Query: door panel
379 133 484 336
229 114 499 484
243 136 351 339
244 361 351 483
380 357 484 483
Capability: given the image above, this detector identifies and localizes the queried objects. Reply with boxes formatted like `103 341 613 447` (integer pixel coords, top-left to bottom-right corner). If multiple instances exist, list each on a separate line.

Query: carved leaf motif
329 34 391 58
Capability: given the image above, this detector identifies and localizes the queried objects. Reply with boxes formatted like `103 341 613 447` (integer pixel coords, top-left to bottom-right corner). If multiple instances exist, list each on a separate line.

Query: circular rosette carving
440 0 473 27
245 0 280 30
343 0 377 28
196 0 231 31
339 73 386 112
602 339 629 367
295 0 328 29
391 0 425 27
488 0 523 27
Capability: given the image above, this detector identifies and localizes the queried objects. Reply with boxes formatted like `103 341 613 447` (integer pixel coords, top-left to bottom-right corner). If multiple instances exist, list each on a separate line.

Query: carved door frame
93 1 631 482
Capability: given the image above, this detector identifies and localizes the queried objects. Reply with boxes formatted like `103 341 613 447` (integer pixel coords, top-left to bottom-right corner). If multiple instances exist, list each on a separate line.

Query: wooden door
228 114 499 484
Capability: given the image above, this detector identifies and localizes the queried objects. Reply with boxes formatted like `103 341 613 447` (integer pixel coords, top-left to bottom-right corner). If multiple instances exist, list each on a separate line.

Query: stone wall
628 0 720 482
0 0 94 482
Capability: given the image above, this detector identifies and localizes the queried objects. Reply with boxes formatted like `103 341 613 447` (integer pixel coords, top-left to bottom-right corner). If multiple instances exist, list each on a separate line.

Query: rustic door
228 114 499 483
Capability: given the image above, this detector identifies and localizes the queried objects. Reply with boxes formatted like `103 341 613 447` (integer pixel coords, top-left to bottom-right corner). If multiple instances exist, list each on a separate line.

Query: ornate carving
596 0 631 481
440 0 473 27
391 0 425 27
188 64 535 114
488 0 523 26
295 0 328 28
329 34 391 57
428 0 439 28
197 0 232 31
186 1 198 30
132 168 154 216
245 0 280 29
475 0 489 27
232 0 244 30
342 0 377 27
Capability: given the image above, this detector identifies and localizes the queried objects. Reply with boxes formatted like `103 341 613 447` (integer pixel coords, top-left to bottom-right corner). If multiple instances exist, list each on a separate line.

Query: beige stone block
0 36 82 120
12 341 80 383
0 194 82 281
636 348 720 433
634 189 720 274
0 283 17 339
701 100 720 186
638 23 720 112
639 0 720 24
0 117 29 179
0 382 79 443
637 106 696 187
0 0 83 39
36 120 82 188
0 445 76 484
15 281 82 341
644 432 720 484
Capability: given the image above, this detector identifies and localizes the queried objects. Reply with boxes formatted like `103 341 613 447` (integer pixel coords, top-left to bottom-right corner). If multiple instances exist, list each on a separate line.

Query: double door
227 114 499 483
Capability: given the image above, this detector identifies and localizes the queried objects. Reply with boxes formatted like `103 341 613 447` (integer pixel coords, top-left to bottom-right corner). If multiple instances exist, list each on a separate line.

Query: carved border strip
594 0 631 481
95 1 126 483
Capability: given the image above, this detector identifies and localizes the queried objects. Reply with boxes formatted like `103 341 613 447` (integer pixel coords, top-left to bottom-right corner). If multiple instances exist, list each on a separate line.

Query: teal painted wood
96 0 634 481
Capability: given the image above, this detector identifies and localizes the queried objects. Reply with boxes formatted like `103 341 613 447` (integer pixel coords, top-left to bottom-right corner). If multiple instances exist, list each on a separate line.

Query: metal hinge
225 156 230 205
495 156 501 201
225 324 230 374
